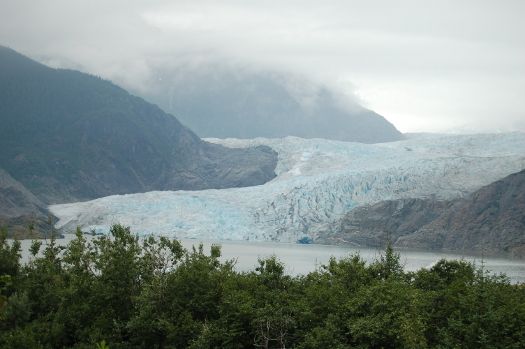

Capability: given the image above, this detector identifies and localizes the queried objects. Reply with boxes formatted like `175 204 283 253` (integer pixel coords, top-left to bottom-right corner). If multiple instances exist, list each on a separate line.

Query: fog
1 0 524 133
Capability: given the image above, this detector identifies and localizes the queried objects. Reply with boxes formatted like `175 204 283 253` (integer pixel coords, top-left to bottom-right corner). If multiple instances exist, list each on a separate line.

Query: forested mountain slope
0 46 277 204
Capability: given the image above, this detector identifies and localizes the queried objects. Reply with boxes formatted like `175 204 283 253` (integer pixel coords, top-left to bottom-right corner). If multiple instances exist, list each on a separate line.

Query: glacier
50 133 525 242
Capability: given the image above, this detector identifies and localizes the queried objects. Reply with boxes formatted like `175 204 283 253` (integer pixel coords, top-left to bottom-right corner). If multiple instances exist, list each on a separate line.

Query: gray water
13 234 525 284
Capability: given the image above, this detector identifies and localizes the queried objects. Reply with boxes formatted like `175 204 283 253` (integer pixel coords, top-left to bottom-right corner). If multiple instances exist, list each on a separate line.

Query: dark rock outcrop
0 168 48 218
0 168 56 238
319 198 451 247
323 169 525 258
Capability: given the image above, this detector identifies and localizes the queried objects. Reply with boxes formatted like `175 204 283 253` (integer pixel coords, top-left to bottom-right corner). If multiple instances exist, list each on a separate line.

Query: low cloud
1 0 524 133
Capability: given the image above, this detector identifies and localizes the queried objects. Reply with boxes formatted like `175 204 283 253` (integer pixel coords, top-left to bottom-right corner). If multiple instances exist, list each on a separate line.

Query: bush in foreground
1 225 524 348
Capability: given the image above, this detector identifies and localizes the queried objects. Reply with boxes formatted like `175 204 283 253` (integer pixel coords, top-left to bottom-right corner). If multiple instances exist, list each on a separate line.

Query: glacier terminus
50 133 525 242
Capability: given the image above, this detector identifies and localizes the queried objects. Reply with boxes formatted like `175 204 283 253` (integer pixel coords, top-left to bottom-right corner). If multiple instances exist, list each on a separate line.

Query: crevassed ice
50 133 525 242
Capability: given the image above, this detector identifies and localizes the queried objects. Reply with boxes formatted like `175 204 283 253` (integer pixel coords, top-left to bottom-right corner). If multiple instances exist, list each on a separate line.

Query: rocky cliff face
325 169 525 258
318 198 451 247
0 168 47 218
396 169 525 257
0 46 277 204
0 168 55 237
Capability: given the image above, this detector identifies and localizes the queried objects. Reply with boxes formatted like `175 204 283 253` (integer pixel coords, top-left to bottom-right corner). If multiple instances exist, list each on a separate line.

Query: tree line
1 224 524 348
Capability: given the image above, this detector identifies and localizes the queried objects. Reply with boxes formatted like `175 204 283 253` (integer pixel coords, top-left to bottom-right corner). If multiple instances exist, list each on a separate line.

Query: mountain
319 198 451 247
49 134 525 246
0 168 47 218
137 65 404 143
0 168 55 237
0 46 277 205
397 169 525 257
324 169 525 257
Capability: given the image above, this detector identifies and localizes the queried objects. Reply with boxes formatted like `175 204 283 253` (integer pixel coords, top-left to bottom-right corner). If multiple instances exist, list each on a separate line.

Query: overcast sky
1 0 524 133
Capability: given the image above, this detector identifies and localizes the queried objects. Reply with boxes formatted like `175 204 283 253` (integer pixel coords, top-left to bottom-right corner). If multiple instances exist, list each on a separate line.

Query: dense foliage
1 225 524 348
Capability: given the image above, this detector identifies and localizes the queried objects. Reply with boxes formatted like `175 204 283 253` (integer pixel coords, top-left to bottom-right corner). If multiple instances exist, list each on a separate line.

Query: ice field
50 133 525 242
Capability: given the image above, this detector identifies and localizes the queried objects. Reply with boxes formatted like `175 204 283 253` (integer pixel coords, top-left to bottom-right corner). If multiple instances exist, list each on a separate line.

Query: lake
12 234 525 284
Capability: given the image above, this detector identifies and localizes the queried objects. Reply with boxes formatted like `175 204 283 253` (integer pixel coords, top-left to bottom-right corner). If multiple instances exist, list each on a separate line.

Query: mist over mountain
325 169 525 257
0 46 277 206
137 65 404 143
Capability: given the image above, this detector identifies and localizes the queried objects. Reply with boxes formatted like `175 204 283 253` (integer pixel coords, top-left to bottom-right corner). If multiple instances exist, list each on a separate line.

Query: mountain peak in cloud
137 64 404 143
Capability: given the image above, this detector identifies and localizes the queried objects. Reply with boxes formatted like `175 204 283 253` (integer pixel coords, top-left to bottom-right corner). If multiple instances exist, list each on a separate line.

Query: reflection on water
13 234 525 284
